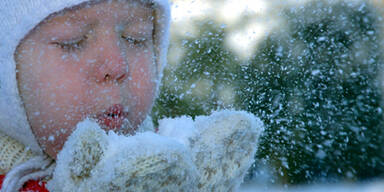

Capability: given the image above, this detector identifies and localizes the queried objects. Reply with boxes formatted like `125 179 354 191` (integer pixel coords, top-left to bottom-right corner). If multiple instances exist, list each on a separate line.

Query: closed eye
121 35 147 47
52 35 88 52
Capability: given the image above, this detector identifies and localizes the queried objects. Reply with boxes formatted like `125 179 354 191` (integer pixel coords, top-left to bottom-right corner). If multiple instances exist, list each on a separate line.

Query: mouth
96 104 129 132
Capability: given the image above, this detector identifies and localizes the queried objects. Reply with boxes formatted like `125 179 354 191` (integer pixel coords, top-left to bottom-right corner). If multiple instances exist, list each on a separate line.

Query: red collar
0 174 49 192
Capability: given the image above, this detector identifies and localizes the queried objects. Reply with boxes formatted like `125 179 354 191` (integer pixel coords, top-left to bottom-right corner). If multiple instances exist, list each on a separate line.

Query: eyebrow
41 19 94 41
35 0 155 38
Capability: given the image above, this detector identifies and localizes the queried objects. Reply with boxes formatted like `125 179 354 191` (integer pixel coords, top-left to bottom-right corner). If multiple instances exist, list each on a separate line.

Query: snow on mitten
87 132 199 192
47 118 108 192
159 110 264 191
48 118 199 192
193 110 264 191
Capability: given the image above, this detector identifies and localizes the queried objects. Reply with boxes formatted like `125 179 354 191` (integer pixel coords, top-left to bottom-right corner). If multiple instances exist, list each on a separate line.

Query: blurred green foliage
152 0 384 184
153 21 241 118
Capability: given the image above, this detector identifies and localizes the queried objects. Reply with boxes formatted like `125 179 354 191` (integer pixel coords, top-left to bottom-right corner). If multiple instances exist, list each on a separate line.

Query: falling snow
2 0 384 191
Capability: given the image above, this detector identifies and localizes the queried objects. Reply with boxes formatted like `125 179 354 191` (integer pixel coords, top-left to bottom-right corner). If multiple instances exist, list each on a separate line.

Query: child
1 0 171 190
0 0 263 191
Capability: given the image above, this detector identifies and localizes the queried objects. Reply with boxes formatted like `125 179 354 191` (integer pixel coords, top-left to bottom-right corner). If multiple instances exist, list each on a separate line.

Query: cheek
131 65 155 98
27 49 88 117
127 53 156 123
18 46 97 156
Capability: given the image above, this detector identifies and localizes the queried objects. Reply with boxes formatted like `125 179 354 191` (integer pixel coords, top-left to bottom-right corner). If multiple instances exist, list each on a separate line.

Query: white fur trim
0 0 170 154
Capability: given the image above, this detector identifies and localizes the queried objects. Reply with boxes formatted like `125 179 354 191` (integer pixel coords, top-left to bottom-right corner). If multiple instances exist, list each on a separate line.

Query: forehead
42 0 153 28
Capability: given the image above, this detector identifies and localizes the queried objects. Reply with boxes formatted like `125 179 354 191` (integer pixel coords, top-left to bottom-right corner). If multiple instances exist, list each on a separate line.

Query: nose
93 31 128 84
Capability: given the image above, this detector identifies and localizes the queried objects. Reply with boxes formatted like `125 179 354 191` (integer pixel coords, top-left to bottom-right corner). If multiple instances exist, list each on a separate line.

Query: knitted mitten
0 132 54 192
158 110 264 192
47 118 198 192
0 132 34 174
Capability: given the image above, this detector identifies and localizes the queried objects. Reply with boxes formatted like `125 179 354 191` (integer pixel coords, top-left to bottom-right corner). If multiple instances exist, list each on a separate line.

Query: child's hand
47 119 198 192
158 110 264 191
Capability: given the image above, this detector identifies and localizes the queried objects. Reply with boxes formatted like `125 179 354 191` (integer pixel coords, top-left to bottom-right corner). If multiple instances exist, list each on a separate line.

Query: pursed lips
96 104 129 131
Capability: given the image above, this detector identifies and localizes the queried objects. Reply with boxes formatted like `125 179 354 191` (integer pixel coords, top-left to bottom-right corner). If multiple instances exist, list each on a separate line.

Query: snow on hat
0 0 170 155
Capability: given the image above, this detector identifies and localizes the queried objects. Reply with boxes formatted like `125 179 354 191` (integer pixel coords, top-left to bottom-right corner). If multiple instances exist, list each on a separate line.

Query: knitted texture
157 110 265 192
0 0 170 154
190 111 264 191
0 132 54 192
0 132 33 174
48 119 198 192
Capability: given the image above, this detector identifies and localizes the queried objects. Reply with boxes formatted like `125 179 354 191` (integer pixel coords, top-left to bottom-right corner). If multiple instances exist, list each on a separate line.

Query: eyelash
53 35 88 52
52 34 147 52
121 35 147 47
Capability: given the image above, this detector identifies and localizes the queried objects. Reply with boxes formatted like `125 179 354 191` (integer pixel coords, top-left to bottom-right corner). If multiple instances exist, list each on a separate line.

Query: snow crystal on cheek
48 135 55 142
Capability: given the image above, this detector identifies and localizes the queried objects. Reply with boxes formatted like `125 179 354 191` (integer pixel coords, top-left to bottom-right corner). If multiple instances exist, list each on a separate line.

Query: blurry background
151 0 384 188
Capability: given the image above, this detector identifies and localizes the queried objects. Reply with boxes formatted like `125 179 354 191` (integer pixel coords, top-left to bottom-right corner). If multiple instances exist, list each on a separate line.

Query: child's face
16 0 156 158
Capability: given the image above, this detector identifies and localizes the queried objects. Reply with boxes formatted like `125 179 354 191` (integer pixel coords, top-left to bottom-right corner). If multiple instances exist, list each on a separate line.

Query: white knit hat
0 0 170 155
